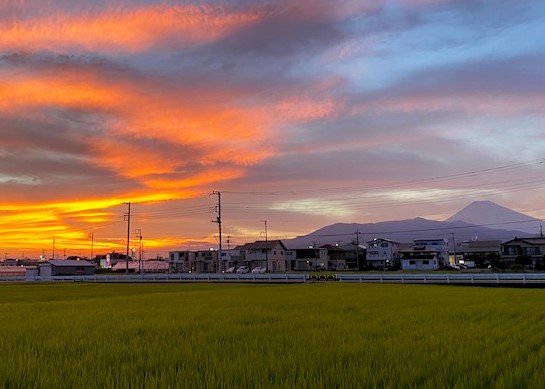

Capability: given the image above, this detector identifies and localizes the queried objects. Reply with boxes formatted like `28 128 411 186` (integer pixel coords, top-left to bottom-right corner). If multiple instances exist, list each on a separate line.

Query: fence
1 272 545 285
335 273 545 285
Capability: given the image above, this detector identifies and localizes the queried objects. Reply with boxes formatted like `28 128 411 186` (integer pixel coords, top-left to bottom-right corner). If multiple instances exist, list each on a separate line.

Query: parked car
251 266 266 274
236 266 249 274
224 267 236 274
442 265 460 271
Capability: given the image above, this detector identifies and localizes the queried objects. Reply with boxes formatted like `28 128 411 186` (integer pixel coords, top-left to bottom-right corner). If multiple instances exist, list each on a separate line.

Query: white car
251 266 266 274
224 267 236 273
236 266 249 274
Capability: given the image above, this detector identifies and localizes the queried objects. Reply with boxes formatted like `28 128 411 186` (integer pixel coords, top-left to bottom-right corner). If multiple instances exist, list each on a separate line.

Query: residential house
168 250 196 273
193 249 218 273
400 248 441 270
320 244 348 271
287 247 329 271
366 238 400 269
335 243 366 270
400 239 448 270
237 240 287 272
219 249 244 270
502 237 545 268
460 240 502 268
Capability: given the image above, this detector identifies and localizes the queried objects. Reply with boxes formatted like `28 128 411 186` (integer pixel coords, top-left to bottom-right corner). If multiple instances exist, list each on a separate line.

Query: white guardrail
10 273 309 283
1 273 545 284
335 273 545 284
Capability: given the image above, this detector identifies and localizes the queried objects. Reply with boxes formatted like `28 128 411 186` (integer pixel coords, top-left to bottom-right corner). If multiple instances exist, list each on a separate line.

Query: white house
237 240 287 272
400 248 441 270
366 238 400 269
400 239 449 270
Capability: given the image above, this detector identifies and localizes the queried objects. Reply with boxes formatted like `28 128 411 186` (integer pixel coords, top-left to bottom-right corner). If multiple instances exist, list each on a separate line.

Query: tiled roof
503 237 545 245
241 240 287 251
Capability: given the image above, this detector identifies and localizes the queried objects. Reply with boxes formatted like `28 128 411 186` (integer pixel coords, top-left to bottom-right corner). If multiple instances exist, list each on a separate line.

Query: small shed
39 260 95 276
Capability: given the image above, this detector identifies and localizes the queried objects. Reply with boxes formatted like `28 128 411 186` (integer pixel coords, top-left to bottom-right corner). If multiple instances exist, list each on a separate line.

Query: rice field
1 282 545 388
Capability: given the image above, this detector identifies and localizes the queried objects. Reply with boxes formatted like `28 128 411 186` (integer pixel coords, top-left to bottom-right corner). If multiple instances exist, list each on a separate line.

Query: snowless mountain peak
446 201 541 234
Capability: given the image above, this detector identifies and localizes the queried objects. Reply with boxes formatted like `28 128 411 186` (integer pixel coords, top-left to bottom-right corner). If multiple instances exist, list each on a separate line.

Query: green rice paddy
1 282 545 388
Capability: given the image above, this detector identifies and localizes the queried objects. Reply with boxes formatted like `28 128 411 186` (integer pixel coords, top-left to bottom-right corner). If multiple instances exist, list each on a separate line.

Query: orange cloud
0 68 273 185
0 4 267 52
0 191 181 255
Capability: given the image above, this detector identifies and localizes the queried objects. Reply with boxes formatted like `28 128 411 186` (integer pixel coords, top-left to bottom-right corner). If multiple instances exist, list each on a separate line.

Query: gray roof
47 260 95 267
238 240 287 251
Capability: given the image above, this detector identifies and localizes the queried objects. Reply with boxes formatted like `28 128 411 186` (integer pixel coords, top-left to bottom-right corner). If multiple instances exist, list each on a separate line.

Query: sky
1 0 545 259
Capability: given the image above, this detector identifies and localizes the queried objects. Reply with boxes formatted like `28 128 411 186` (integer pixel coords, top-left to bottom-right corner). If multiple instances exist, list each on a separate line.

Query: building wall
367 240 399 264
51 265 94 276
401 258 439 271
413 239 448 266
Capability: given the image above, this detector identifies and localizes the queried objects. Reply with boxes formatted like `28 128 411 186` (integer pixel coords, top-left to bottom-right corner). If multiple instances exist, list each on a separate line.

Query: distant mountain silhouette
285 201 540 249
446 200 542 234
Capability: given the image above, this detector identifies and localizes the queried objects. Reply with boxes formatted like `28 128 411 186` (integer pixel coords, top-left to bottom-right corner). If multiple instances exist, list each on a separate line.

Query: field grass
1 282 545 388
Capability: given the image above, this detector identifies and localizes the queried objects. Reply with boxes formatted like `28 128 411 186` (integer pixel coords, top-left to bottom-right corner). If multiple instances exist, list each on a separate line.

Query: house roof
461 240 502 253
238 240 287 251
502 237 545 245
366 238 399 245
47 260 95 267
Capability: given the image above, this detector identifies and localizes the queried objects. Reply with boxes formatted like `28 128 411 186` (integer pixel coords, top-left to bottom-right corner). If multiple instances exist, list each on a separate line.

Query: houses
366 238 400 269
236 240 288 272
286 247 329 271
162 234 545 273
501 237 545 268
169 251 195 273
400 239 448 271
459 240 502 268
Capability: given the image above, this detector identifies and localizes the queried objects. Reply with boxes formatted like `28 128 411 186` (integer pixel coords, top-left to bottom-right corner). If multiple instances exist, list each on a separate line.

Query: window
381 243 389 248
423 260 429 265
409 260 416 265
273 251 277 255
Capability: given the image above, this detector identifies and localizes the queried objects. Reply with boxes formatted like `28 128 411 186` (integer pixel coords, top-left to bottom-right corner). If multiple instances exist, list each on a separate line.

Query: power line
221 157 544 196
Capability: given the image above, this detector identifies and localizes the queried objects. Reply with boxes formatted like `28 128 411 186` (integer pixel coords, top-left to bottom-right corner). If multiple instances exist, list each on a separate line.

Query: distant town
2 233 545 279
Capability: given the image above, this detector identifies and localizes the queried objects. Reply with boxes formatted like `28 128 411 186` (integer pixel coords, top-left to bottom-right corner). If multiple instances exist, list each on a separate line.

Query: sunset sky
1 0 544 259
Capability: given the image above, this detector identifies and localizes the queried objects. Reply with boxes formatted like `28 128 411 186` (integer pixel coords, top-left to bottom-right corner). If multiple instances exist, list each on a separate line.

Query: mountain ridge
285 201 541 249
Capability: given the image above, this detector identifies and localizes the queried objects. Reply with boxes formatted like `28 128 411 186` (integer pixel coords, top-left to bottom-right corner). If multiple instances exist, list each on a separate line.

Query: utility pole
135 229 142 274
123 202 131 274
261 220 268 271
52 238 55 260
355 230 361 271
89 232 94 263
211 191 222 273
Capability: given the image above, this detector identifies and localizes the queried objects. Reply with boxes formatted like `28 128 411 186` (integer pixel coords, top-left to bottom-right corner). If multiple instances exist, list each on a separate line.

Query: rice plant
0 283 544 388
